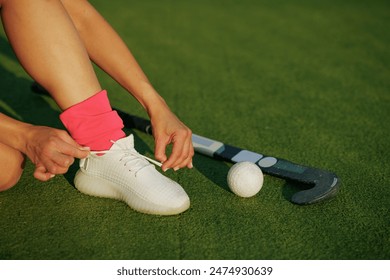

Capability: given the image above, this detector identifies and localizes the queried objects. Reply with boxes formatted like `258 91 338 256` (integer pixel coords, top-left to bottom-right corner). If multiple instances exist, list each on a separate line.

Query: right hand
23 126 90 181
149 106 194 172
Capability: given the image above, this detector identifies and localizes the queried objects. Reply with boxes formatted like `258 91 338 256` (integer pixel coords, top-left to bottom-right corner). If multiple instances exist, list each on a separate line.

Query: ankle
60 90 125 150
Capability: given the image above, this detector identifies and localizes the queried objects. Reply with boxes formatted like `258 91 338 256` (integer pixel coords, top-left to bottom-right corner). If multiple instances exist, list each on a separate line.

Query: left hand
22 126 90 181
150 108 194 172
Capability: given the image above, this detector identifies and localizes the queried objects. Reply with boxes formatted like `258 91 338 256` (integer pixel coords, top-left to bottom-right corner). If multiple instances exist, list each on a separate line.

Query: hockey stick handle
117 111 153 135
118 110 321 177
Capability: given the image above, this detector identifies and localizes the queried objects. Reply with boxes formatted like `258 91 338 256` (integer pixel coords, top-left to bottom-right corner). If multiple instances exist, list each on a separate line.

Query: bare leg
0 142 24 191
60 0 194 170
0 0 101 110
0 0 104 188
60 0 153 104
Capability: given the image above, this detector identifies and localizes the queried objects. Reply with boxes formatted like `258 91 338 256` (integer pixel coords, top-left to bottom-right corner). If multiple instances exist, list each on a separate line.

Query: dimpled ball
227 161 264 197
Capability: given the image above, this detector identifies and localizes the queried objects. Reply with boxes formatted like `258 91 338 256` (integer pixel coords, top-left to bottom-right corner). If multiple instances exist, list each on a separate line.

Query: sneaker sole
74 170 190 215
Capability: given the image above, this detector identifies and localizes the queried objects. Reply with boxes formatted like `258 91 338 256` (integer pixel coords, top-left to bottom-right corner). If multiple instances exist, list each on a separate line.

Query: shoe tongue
110 134 135 151
109 134 152 171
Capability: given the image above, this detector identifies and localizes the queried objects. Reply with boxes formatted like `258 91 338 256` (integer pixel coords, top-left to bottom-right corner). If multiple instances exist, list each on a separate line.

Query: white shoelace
90 150 162 168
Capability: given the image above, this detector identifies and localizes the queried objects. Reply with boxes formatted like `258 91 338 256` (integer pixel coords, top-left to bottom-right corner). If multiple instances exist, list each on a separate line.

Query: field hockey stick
32 83 340 205
115 110 340 205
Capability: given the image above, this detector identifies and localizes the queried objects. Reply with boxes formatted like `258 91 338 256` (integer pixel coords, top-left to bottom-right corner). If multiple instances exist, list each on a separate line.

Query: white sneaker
74 135 190 215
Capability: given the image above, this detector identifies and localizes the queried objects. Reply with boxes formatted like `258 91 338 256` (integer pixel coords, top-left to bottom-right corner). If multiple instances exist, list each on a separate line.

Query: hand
150 109 194 172
23 126 90 181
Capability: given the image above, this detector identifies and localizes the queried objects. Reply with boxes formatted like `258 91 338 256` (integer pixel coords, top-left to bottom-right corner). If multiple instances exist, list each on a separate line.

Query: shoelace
88 149 162 175
90 149 161 167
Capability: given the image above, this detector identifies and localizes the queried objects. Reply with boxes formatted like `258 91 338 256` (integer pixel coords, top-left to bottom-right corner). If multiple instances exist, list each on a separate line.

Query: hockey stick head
290 169 340 205
191 134 340 205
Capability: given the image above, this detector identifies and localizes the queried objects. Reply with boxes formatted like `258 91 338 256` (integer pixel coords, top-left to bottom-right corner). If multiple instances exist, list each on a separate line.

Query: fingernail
162 167 170 172
174 167 180 171
79 147 90 151
50 174 55 178
189 161 193 168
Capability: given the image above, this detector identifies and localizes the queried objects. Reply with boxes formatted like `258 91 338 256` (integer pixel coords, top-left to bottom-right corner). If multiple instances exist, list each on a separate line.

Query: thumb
56 130 90 159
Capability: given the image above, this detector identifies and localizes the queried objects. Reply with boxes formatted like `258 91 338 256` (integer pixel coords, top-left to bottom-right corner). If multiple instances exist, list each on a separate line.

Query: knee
0 169 23 192
0 148 25 192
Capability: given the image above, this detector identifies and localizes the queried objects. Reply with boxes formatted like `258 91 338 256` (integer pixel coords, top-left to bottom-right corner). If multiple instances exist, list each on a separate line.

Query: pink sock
60 90 126 151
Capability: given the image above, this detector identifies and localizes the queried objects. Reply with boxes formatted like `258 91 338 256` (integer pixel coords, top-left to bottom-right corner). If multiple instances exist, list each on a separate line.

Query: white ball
227 162 264 197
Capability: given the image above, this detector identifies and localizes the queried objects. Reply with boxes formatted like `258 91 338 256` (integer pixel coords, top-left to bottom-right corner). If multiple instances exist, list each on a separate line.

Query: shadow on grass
281 181 313 204
0 42 62 127
192 154 232 193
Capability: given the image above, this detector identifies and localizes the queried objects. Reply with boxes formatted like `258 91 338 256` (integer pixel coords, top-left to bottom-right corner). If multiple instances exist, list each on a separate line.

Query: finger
38 148 72 174
57 140 90 159
162 136 186 171
180 135 195 169
162 144 182 171
185 141 195 169
49 153 74 172
41 145 75 167
42 161 69 175
170 129 194 170
173 135 193 170
162 127 194 171
56 130 90 159
33 165 55 182
154 136 169 164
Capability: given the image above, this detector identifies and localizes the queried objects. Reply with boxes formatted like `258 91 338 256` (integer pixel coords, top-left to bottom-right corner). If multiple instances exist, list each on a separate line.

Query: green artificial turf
0 0 389 260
